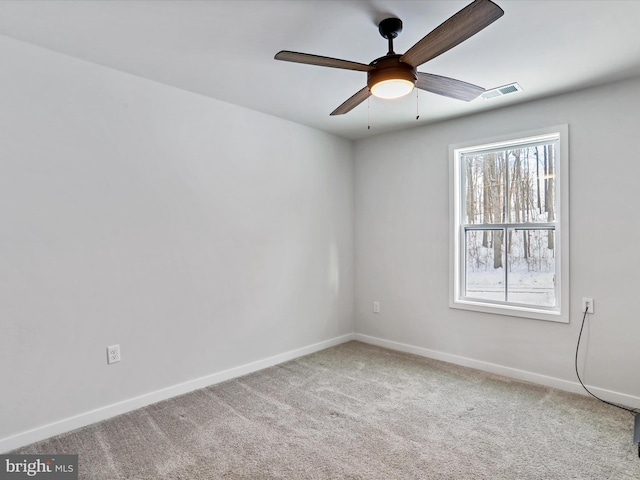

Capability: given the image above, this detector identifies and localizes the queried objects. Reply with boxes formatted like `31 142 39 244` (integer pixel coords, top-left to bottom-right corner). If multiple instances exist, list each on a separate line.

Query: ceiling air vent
482 82 522 100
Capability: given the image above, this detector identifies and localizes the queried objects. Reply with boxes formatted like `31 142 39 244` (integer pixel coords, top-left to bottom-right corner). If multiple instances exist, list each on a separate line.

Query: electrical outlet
373 301 380 314
107 344 121 364
582 298 594 314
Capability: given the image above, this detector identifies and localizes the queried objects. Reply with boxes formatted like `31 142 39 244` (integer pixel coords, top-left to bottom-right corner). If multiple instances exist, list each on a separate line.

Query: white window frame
449 125 569 323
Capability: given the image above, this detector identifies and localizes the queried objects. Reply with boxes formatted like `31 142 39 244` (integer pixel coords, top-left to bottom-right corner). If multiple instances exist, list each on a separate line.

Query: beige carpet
12 341 639 479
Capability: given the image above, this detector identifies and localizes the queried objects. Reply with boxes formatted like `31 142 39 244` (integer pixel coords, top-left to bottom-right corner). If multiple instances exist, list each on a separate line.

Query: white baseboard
5 331 636 453
354 333 640 410
0 333 355 453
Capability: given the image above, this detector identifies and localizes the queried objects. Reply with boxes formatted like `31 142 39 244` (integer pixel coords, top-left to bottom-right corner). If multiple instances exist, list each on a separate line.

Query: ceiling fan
274 0 504 116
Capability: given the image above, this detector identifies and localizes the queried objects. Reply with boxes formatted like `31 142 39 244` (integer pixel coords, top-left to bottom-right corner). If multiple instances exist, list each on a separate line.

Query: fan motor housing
367 55 417 91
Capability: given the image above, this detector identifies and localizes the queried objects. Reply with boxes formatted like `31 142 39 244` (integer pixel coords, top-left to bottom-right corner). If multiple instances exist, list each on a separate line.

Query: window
449 125 569 322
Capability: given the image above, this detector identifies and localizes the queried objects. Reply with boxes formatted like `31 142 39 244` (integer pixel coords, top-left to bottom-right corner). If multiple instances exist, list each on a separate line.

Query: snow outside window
449 125 569 322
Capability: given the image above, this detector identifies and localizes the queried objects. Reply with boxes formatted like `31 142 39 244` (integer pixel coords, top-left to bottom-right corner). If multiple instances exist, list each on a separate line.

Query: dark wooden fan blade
330 87 371 116
416 72 484 101
400 0 504 67
275 51 374 72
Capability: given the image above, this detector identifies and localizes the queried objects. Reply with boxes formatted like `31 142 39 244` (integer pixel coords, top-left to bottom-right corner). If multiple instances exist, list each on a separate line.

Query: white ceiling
0 0 639 140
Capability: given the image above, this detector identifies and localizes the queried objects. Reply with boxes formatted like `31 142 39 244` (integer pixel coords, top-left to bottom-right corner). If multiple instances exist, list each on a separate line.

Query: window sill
450 298 568 323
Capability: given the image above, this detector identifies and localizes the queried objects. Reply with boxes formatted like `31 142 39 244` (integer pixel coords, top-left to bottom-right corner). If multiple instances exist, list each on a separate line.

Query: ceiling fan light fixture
367 55 417 100
275 0 505 115
370 79 414 99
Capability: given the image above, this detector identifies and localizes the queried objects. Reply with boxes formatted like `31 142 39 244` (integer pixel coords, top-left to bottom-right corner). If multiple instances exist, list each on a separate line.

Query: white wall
0 35 354 450
354 76 640 407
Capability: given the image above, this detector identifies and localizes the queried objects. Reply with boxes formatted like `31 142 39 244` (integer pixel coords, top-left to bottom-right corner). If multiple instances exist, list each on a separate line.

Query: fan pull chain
367 97 371 130
416 88 420 120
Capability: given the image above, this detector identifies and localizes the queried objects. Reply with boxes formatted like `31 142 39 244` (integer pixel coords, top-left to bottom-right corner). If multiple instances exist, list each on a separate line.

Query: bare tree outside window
461 142 557 307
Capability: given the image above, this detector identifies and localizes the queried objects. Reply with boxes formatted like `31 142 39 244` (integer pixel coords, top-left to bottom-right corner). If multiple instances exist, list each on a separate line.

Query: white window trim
449 124 569 323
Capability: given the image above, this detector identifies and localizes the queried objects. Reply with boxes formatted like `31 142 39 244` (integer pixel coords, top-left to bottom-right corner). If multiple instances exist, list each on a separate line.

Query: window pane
465 229 505 301
507 144 556 224
463 152 506 224
506 229 556 307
